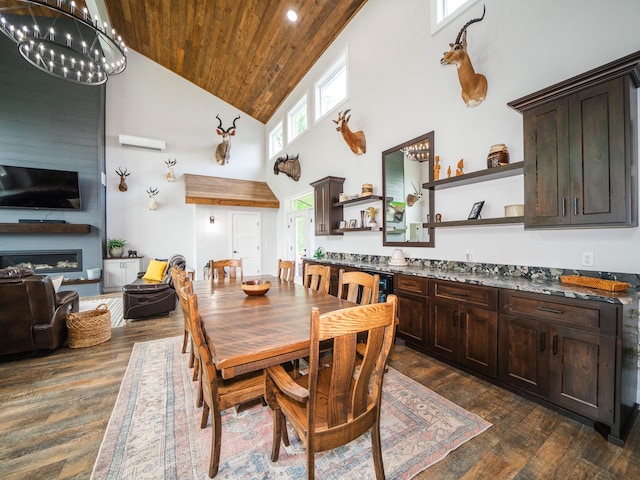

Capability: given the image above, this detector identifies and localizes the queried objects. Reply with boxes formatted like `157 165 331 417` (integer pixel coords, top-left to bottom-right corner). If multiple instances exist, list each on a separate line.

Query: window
315 52 347 120
288 94 307 142
432 0 478 34
269 122 283 158
290 193 313 212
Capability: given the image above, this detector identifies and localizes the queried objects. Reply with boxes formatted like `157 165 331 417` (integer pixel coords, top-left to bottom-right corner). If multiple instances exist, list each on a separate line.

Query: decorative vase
109 247 124 258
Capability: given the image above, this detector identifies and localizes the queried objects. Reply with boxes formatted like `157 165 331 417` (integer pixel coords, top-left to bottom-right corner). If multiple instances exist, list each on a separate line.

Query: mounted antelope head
333 109 366 155
146 187 159 210
214 114 240 165
116 167 130 192
406 181 422 207
440 5 487 107
273 154 301 181
165 158 177 182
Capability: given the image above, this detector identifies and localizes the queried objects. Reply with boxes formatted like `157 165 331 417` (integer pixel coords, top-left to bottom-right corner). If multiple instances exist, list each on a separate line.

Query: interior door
231 212 261 276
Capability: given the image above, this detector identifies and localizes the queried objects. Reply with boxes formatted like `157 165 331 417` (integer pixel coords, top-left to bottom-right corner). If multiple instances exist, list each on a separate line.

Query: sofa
122 255 185 320
0 271 79 357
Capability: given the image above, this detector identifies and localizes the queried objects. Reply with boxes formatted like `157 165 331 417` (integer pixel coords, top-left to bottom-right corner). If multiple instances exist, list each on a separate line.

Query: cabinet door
430 299 458 362
549 324 615 424
460 306 497 377
313 183 329 235
396 293 429 348
568 78 630 226
523 98 571 227
498 313 549 396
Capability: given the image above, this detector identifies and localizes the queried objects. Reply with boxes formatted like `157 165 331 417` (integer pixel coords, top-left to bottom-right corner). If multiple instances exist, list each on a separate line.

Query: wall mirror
382 131 435 247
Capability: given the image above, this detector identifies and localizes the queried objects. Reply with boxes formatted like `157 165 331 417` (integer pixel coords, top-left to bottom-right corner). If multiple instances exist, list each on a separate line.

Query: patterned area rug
79 296 124 328
91 337 491 479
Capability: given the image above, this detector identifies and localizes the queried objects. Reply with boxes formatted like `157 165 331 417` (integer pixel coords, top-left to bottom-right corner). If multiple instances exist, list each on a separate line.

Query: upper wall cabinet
509 51 640 228
310 176 345 235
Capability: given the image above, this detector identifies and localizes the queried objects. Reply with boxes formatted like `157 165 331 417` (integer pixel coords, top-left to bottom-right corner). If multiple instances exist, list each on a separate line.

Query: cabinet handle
552 334 558 355
536 306 564 315
562 198 566 217
540 331 546 352
574 197 578 216
449 291 468 297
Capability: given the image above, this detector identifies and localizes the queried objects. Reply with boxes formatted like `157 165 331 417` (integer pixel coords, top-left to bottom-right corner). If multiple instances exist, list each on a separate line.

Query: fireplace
0 250 82 274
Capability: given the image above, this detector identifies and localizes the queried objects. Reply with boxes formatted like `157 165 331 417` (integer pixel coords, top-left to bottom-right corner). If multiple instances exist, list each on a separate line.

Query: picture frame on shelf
339 220 346 229
468 201 485 220
348 219 357 229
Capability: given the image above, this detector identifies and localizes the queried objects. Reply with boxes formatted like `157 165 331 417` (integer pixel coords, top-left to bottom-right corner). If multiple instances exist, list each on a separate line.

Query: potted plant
365 206 379 227
313 247 324 259
107 238 127 258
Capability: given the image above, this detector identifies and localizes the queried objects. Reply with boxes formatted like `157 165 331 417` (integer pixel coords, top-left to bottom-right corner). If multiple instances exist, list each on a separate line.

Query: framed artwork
386 201 406 223
348 219 357 229
468 201 485 220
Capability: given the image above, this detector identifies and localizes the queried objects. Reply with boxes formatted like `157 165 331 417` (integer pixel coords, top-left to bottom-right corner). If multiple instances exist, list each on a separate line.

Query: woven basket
66 304 112 348
560 275 630 292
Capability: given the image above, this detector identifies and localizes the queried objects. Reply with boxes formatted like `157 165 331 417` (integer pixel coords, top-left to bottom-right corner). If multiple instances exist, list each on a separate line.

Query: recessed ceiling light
287 9 298 22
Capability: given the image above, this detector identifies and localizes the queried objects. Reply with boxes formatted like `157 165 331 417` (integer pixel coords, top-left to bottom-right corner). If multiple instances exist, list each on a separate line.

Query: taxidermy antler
406 181 423 207
440 5 487 107
214 114 240 165
116 167 130 192
333 109 366 155
273 154 301 181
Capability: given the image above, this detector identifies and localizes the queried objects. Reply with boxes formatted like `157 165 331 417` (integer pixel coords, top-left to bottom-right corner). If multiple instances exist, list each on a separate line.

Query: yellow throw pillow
142 259 168 282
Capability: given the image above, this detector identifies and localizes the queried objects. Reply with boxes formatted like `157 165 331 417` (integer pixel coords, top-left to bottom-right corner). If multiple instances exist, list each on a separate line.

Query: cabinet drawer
430 280 498 309
394 275 428 296
500 290 617 333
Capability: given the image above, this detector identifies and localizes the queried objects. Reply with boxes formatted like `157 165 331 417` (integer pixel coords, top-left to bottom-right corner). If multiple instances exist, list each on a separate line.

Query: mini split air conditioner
118 134 167 152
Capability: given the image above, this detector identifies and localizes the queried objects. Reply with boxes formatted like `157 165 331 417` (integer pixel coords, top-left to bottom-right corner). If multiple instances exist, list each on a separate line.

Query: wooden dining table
193 275 351 379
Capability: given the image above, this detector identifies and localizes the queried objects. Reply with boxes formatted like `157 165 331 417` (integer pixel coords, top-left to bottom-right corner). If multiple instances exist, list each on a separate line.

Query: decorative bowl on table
241 280 271 296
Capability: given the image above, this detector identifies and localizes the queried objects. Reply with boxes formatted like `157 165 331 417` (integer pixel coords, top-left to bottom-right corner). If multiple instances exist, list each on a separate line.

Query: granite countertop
309 257 640 306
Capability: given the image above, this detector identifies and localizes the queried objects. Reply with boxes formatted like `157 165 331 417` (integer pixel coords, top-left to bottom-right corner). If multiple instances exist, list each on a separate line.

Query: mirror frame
381 131 435 247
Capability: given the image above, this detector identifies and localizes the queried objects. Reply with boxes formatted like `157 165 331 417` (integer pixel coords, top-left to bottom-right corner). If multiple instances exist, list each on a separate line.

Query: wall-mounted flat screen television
0 165 82 210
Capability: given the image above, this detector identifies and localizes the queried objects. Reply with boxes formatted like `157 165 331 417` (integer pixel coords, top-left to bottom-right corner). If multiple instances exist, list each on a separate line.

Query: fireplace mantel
0 223 92 234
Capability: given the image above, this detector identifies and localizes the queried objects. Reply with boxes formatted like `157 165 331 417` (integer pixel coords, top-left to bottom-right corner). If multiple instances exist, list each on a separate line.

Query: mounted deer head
406 181 422 207
440 5 487 107
116 167 130 192
273 154 301 181
214 114 240 165
333 109 366 155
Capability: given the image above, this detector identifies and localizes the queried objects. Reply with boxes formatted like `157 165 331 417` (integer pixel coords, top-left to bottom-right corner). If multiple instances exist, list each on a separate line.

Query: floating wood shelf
422 216 524 228
332 195 385 207
422 162 524 190
0 223 92 234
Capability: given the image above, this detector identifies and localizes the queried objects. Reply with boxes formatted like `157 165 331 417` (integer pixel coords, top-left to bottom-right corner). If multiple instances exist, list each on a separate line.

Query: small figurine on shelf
456 158 464 176
447 165 452 178
435 213 442 222
434 155 441 181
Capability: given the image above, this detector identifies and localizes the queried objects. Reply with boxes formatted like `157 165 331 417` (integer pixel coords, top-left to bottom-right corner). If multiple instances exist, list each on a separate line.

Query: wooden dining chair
264 295 398 480
177 277 203 407
337 269 379 305
172 267 196 368
210 259 243 280
302 263 330 294
184 289 265 478
277 259 295 282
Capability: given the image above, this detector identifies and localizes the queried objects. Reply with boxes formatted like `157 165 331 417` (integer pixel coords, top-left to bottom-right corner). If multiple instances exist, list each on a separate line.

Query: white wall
105 50 276 277
265 0 640 275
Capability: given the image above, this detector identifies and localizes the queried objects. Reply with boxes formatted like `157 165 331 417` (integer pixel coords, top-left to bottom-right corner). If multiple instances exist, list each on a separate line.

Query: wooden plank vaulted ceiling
105 0 368 124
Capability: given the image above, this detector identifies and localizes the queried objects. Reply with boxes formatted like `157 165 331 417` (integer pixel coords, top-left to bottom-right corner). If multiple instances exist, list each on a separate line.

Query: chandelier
0 0 126 85
401 140 430 162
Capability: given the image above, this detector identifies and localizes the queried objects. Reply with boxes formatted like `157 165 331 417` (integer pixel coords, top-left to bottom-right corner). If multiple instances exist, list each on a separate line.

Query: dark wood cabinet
429 280 498 377
499 289 632 444
394 274 429 349
310 176 344 235
509 52 639 228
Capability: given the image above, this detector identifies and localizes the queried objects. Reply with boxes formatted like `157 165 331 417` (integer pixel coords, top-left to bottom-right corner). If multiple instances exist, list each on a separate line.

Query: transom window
288 94 307 142
268 122 283 158
315 52 347 120
432 0 479 34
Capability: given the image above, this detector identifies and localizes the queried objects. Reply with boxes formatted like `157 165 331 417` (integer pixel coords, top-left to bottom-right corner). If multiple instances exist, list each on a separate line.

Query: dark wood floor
0 306 638 480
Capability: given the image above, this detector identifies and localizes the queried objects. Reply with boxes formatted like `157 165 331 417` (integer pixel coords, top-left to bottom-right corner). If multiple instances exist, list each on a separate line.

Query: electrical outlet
582 251 594 267
466 249 473 262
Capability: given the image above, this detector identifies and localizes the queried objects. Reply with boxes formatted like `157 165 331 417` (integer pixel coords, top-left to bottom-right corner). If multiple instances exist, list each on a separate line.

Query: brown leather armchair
0 273 79 356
